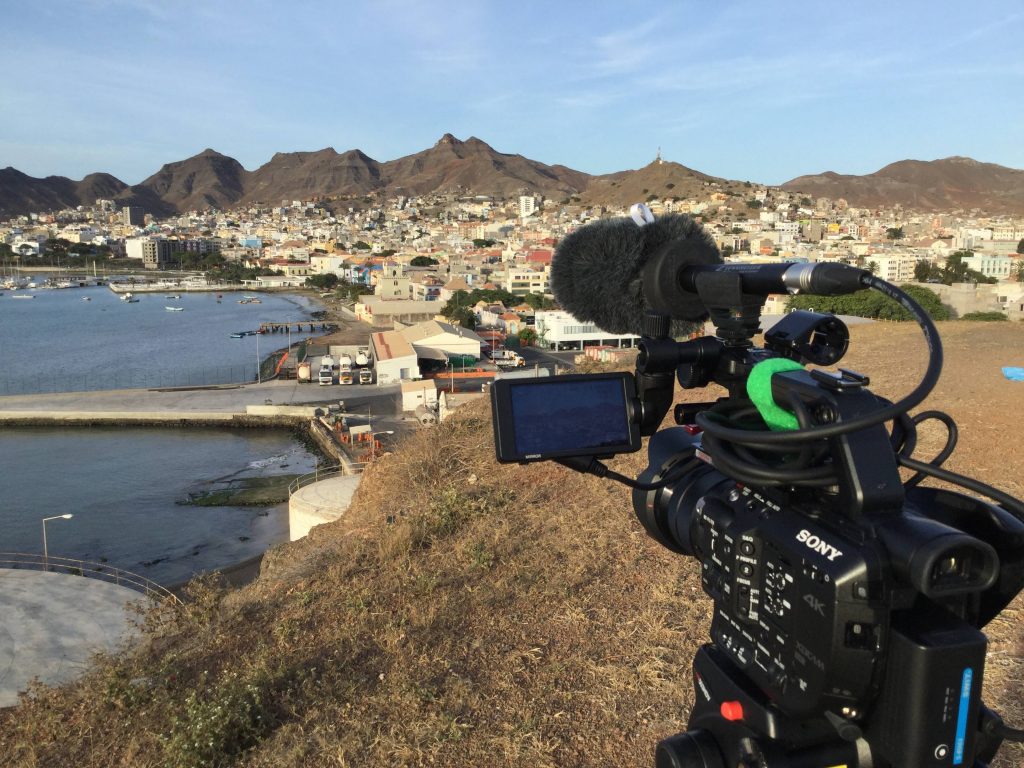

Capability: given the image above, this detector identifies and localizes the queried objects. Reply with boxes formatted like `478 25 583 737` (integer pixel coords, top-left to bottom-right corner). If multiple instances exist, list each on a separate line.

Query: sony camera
490 256 1024 768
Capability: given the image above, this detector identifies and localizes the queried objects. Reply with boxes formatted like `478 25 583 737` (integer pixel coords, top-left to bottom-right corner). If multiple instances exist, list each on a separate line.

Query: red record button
720 701 744 721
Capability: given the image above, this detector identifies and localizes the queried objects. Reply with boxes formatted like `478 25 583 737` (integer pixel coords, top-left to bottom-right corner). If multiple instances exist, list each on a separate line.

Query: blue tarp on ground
1002 367 1024 381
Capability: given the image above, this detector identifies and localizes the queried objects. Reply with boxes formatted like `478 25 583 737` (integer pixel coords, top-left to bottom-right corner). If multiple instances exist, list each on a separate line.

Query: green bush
163 670 274 767
787 284 950 321
960 311 1007 321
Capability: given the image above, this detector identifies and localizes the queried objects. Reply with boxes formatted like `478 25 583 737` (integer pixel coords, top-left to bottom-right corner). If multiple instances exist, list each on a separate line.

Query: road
514 346 578 372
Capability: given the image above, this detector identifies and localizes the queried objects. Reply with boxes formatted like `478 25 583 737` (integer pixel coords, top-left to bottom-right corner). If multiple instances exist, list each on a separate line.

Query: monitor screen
491 373 640 462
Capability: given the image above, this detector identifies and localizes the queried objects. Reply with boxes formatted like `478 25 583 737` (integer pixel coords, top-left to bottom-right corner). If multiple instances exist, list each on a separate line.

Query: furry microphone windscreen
550 213 720 335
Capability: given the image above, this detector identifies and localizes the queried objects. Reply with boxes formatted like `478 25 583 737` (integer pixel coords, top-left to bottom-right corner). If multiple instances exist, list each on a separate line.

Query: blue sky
3 1 1023 186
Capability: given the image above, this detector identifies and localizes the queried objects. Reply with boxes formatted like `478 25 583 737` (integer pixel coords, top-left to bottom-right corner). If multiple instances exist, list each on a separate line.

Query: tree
339 282 373 302
448 306 475 329
914 259 943 283
305 273 339 290
518 327 537 346
787 284 950 321
1017 238 1024 254
944 250 996 284
472 238 497 249
409 256 438 267
522 293 556 310
885 226 904 241
353 241 371 251
746 199 763 210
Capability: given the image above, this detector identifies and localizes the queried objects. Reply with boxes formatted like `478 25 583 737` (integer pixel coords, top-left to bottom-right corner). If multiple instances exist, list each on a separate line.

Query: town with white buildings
4 184 1024 364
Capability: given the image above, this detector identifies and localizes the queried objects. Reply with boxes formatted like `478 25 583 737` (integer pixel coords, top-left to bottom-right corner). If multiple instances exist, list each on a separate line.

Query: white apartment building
518 196 537 218
59 225 97 243
504 265 550 296
961 254 1014 280
534 310 639 351
309 254 347 275
125 237 173 269
865 254 919 283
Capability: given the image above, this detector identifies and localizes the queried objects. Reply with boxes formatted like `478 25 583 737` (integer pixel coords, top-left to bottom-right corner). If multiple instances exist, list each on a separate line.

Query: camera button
720 701 744 721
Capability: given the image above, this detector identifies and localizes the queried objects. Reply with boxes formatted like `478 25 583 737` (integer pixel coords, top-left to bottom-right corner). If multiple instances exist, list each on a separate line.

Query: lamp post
256 329 261 384
42 514 73 571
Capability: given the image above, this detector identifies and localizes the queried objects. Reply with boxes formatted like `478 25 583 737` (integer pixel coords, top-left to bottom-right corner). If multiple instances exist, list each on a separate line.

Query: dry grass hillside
1 321 1023 767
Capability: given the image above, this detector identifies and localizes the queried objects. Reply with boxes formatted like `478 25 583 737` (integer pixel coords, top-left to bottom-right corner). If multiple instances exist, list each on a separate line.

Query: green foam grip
746 358 805 431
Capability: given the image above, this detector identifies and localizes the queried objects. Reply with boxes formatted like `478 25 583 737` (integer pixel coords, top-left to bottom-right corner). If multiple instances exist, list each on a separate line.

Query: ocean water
0 426 318 586
0 283 325 586
0 283 325 395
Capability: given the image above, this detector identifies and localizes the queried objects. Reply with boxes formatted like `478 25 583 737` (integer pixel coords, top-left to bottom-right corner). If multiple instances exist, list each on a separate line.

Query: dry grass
1 321 1022 767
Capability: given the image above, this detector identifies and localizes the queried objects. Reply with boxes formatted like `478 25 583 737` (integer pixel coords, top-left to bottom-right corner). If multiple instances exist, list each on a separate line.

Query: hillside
0 168 127 219
6 145 1024 219
581 159 726 207
379 134 590 198
782 156 1024 213
0 321 1023 767
244 148 385 203
134 148 248 213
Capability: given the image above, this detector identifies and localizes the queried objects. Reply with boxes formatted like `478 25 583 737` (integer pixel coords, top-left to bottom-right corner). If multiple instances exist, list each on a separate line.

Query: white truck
491 349 525 368
318 355 335 385
338 354 354 385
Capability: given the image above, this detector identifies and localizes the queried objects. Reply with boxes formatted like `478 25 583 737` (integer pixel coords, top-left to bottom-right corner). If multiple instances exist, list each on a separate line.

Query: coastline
1 286 341 593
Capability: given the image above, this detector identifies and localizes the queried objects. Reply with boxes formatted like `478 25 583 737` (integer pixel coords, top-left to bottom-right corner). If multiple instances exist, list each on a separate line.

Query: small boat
165 306 184 311
166 294 181 299
12 294 35 300
82 297 92 301
230 331 252 338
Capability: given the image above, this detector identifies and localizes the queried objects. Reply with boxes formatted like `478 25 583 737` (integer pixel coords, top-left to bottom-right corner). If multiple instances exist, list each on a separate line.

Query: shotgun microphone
551 211 868 335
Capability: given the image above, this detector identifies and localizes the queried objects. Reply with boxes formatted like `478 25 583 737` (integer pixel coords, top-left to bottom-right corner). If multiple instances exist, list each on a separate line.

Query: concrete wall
911 281 1003 318
289 474 362 541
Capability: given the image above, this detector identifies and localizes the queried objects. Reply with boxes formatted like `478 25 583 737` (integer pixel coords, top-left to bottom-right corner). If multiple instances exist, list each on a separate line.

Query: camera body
491 301 1024 767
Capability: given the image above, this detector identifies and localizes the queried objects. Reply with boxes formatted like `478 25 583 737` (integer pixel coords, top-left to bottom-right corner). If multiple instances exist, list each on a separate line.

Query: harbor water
0 284 325 395
0 426 318 586
0 283 326 586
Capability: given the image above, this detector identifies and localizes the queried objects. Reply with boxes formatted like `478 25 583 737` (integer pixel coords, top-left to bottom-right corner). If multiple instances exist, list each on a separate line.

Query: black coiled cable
692 276 1024 520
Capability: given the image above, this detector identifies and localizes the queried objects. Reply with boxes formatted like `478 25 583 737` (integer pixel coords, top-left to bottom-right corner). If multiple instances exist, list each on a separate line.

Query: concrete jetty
0 379 399 426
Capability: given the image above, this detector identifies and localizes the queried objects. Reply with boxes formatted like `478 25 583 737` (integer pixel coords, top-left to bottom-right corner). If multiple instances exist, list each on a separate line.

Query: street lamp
42 514 73 571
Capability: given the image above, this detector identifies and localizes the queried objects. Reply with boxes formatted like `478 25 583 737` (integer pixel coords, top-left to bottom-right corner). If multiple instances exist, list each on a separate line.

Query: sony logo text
795 529 843 561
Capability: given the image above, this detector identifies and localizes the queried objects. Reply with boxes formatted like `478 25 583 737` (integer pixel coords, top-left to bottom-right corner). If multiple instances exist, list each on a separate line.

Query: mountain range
2 135 1023 219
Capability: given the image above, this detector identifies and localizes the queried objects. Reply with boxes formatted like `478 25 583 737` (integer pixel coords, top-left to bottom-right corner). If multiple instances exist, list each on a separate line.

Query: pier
0 379 399 427
258 320 335 334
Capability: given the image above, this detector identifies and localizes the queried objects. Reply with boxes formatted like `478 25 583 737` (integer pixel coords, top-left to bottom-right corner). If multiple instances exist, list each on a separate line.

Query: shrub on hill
960 311 1008 321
